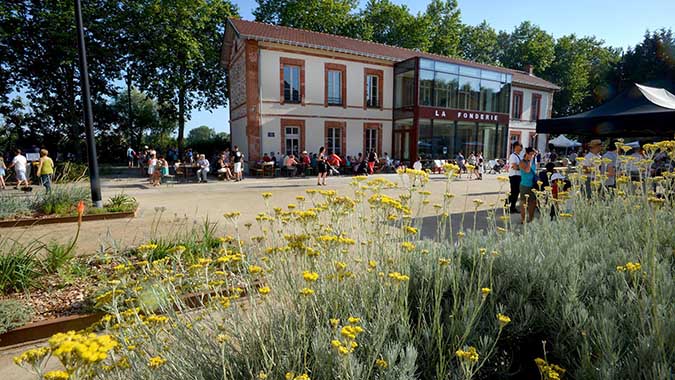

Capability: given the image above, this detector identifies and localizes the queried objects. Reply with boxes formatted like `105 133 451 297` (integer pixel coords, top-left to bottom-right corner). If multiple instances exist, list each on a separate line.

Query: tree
423 0 461 57
253 0 364 38
500 21 555 75
459 21 500 65
111 88 175 148
616 29 675 90
187 125 216 144
129 0 238 156
2 0 123 159
361 0 430 50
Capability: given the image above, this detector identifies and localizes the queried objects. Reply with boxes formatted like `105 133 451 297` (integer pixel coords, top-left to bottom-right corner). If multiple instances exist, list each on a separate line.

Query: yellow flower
258 371 268 379
258 286 271 296
299 287 315 296
481 287 491 297
14 347 50 366
261 192 273 199
375 358 388 368
403 226 418 234
387 272 410 282
294 374 311 380
497 313 511 327
285 372 294 380
401 242 416 252
302 271 319 282
455 346 479 362
223 211 241 218
334 261 348 271
348 316 360 324
472 199 484 207
248 265 263 275
217 334 228 344
331 339 342 348
44 370 69 380
148 356 166 368
438 258 450 266
330 318 340 329
497 175 509 182
496 227 507 233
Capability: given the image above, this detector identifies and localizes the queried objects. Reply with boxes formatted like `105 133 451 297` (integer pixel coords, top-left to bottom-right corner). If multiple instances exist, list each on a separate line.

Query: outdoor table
175 164 199 182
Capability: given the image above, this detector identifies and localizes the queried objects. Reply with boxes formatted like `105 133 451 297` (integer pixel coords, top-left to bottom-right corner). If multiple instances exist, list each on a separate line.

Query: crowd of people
0 148 54 192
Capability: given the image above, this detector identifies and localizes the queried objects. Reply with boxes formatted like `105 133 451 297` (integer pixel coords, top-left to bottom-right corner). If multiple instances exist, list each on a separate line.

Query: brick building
220 19 559 164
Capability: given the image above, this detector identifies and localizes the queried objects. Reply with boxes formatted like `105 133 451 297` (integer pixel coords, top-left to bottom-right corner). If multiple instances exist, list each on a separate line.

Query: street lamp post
74 0 102 207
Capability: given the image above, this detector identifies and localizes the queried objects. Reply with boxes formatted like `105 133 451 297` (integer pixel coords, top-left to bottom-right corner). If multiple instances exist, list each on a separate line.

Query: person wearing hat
582 139 603 197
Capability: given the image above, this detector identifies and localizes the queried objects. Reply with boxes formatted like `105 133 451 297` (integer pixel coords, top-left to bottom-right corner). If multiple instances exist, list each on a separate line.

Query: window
364 123 382 155
512 91 523 119
364 68 383 109
530 94 541 121
395 70 415 108
285 127 300 157
325 63 346 107
280 58 304 104
365 128 377 153
366 75 379 107
419 70 434 106
327 71 342 105
325 122 345 156
281 119 305 156
480 79 501 113
284 66 300 103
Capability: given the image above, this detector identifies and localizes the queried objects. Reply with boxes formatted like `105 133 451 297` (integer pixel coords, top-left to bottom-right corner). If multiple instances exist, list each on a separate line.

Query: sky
190 0 675 134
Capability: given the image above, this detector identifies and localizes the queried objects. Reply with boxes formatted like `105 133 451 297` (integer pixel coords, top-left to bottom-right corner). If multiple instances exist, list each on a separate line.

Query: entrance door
285 127 300 157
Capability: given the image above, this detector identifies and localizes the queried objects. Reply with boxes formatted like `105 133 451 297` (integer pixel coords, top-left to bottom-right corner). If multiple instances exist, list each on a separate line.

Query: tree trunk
126 72 137 147
177 85 186 158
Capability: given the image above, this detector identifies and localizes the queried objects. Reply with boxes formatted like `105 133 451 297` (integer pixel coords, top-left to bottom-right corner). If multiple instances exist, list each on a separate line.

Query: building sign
420 107 508 124
267 132 275 137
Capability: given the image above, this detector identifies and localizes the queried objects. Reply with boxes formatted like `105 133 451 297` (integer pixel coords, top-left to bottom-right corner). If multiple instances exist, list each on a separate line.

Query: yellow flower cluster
455 346 479 362
299 287 315 296
401 242 416 252
368 194 411 215
223 211 241 218
248 265 263 275
535 357 566 380
48 331 118 368
387 272 410 282
148 356 166 368
302 271 319 282
13 347 49 366
43 370 69 380
496 313 511 328
403 226 418 234
481 287 491 297
137 243 158 252
285 372 310 380
616 261 641 273
375 358 388 368
258 286 271 296
261 192 273 199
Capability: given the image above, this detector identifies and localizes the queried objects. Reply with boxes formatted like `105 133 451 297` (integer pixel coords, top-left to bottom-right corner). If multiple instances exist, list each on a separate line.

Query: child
412 157 422 187
148 154 159 186
0 155 6 189
159 155 170 179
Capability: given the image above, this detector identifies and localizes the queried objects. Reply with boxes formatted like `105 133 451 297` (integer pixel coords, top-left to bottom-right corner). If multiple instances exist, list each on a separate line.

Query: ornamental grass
15 141 675 379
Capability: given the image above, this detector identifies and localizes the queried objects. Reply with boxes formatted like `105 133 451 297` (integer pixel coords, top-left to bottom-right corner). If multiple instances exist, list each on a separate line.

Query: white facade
509 85 554 153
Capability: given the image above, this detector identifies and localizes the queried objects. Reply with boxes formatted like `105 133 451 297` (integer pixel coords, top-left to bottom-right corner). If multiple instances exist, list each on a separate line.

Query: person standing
582 139 603 197
36 149 54 192
126 146 136 168
316 146 327 186
231 145 244 182
367 150 378 174
507 142 523 213
519 147 537 223
602 140 619 190
0 154 6 189
8 149 29 189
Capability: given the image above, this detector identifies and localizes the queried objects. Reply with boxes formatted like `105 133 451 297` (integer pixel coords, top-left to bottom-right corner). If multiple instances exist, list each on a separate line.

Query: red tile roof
225 18 559 91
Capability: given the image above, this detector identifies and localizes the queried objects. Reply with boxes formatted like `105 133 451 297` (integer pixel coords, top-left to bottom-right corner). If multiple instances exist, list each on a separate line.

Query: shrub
0 300 33 335
0 194 33 219
35 185 88 215
103 194 138 213
41 241 75 274
0 240 41 294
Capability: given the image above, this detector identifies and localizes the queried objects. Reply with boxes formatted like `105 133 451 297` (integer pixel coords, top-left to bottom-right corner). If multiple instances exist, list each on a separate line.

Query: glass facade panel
478 123 497 159
480 79 501 113
459 65 481 78
432 120 454 158
455 122 476 156
419 70 434 106
395 70 415 108
498 83 511 114
458 77 480 111
419 59 435 70
434 72 458 109
418 119 433 158
435 62 458 74
481 70 502 81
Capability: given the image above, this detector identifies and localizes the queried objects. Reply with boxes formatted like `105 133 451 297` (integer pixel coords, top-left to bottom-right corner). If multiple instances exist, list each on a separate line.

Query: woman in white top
147 154 157 178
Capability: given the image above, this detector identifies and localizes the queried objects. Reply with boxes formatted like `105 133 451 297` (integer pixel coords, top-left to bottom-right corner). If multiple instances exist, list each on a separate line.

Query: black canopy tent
537 83 675 138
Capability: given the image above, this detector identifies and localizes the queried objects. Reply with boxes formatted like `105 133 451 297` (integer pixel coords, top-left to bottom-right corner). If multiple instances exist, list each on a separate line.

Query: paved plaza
1 172 511 257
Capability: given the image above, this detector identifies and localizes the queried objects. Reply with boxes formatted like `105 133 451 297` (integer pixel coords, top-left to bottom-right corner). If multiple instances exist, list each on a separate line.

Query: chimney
524 64 534 76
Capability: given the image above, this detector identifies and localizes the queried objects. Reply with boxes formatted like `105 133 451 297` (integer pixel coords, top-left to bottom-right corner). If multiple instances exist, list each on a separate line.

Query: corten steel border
0 312 105 347
0 209 137 228
0 281 261 347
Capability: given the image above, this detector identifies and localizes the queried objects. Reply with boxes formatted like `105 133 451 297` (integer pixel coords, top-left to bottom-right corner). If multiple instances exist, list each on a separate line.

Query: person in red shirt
262 153 271 162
